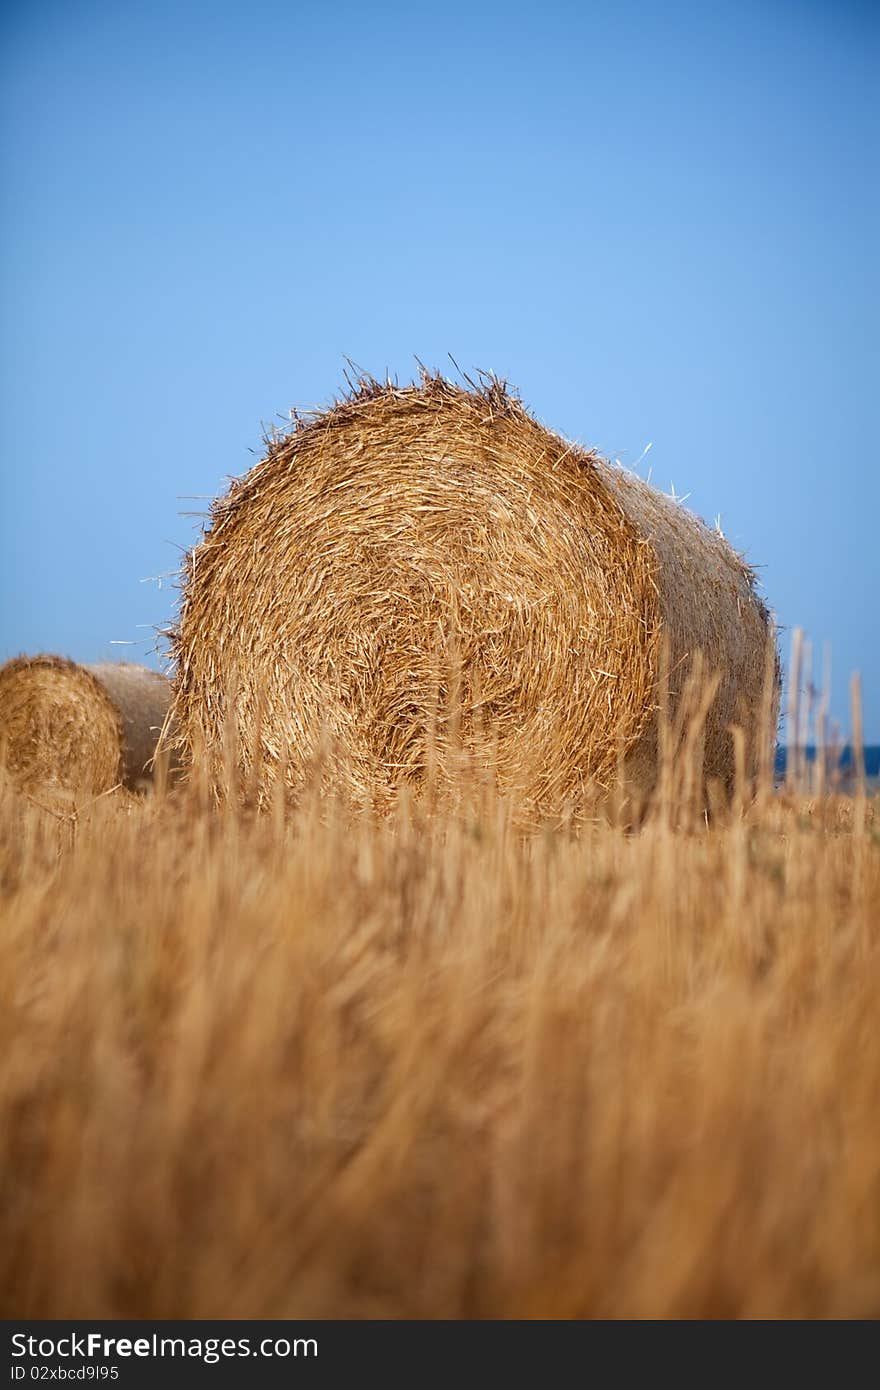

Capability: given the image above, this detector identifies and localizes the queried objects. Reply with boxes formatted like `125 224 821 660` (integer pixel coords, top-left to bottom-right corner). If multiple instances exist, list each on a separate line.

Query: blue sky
2 0 878 738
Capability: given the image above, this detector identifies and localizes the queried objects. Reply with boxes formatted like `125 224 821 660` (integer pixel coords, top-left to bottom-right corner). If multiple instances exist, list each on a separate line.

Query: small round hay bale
170 375 777 815
0 655 174 797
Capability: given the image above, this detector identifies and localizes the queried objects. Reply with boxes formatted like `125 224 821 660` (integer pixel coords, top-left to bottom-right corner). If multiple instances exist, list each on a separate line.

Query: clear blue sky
2 0 877 739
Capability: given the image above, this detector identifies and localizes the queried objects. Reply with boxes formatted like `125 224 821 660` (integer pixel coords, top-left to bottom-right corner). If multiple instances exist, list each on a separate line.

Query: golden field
1 737 878 1319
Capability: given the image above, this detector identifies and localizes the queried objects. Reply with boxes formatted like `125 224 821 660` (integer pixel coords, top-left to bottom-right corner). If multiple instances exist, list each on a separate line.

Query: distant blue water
774 746 880 779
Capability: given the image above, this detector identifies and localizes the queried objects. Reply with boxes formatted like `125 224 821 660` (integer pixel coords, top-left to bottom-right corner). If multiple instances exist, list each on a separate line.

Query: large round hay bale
169 375 777 815
0 656 174 797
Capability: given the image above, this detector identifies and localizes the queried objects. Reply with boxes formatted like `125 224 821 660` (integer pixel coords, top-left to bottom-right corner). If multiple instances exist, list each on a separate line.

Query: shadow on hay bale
0 655 176 798
168 372 779 819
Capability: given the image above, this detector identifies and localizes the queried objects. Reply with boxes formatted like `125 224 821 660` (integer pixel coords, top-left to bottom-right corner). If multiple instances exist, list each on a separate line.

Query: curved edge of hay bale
87 662 177 790
599 462 781 790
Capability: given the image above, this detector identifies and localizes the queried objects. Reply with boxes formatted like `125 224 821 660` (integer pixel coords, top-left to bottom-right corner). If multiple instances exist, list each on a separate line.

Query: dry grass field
1 713 878 1320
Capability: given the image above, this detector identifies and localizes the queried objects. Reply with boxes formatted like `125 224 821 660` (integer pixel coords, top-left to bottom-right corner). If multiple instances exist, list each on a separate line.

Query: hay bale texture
169 374 777 815
0 656 174 797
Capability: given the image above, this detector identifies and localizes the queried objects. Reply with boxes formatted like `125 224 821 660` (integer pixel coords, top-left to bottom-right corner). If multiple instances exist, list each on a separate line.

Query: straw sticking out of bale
170 373 778 816
0 655 174 797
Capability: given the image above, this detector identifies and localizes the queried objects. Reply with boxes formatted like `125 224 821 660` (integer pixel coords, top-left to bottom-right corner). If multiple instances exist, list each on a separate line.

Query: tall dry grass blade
755 631 781 808
813 644 830 799
850 672 867 839
800 637 813 796
786 628 803 795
